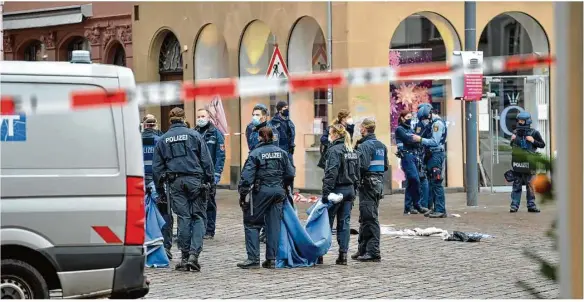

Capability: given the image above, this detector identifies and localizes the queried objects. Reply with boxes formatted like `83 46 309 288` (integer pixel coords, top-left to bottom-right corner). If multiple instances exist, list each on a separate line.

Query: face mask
252 116 261 126
328 136 335 143
282 109 289 117
196 118 209 128
404 119 412 127
421 119 430 126
346 118 354 125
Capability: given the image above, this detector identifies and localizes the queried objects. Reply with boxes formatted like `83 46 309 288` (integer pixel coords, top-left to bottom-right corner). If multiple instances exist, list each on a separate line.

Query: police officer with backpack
412 103 448 218
508 111 544 213
142 115 173 260
152 107 215 272
353 118 388 262
237 127 295 269
194 108 226 239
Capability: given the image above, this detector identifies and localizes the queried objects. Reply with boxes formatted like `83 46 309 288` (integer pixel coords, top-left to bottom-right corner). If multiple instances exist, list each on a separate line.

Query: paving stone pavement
145 190 559 299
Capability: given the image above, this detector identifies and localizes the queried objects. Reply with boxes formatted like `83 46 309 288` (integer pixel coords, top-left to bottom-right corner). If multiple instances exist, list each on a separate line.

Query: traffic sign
266 44 289 79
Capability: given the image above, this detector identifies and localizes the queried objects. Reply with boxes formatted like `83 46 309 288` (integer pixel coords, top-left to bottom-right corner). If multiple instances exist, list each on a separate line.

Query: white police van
0 51 149 299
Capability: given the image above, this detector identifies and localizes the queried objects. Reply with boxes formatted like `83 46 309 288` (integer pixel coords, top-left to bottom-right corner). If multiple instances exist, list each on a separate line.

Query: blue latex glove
214 174 221 185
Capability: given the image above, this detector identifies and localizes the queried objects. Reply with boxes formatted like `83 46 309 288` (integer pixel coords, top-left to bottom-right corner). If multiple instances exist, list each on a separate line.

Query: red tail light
125 176 145 245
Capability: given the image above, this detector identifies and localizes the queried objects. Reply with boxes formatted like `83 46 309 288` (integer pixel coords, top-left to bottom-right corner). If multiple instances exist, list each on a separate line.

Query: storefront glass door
478 75 549 192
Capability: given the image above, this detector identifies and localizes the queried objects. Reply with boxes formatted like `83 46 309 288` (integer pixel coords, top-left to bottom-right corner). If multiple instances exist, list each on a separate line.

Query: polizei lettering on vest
512 162 530 169
165 134 188 144
143 146 155 154
261 152 282 159
375 149 385 156
345 152 358 160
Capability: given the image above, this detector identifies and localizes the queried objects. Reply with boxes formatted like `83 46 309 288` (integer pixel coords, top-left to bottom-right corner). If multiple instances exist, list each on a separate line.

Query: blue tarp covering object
144 182 170 268
276 195 332 268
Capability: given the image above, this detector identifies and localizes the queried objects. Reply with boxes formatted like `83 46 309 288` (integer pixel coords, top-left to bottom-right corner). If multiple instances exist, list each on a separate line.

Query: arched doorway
389 12 462 189
158 31 184 131
106 42 126 66
59 37 90 61
238 20 276 158
478 12 550 188
20 40 44 61
287 16 327 190
193 23 233 186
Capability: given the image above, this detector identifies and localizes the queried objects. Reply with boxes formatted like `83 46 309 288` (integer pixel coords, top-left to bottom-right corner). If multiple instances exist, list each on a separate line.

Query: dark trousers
243 188 285 261
327 185 355 253
357 175 383 257
205 188 217 236
170 176 207 256
425 151 446 214
511 173 537 209
401 153 421 212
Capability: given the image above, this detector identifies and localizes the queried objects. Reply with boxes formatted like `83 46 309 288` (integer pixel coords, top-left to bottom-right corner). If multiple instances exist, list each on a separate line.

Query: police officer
152 107 215 272
142 115 173 260
271 101 296 161
413 103 448 218
142 114 164 136
245 104 280 151
353 118 388 262
413 108 431 211
395 110 430 215
509 112 544 213
318 123 360 266
318 109 355 169
237 127 295 269
194 108 226 239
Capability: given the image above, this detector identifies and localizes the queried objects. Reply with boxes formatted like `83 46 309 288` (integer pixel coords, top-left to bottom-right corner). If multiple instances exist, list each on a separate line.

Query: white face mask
196 118 209 128
346 118 354 125
422 119 430 126
328 136 334 143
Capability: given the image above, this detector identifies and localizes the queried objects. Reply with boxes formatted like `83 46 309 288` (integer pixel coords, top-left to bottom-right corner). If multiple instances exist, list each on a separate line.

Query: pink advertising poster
205 95 229 135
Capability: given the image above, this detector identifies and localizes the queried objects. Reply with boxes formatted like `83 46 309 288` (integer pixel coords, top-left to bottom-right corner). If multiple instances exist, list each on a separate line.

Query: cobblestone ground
145 190 559 299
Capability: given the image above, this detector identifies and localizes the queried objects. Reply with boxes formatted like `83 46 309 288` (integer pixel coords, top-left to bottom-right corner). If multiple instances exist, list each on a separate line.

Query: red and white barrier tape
0 54 553 116
293 192 320 204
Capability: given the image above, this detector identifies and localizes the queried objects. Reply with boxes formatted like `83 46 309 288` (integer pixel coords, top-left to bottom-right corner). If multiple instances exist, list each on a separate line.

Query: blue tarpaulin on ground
144 182 170 268
276 196 332 268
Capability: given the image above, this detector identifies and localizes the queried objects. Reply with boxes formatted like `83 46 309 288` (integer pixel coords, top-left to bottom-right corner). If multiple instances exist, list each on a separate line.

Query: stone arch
286 15 328 190
147 27 183 79
104 40 127 66
57 35 90 61
16 39 44 61
193 23 229 80
389 11 463 189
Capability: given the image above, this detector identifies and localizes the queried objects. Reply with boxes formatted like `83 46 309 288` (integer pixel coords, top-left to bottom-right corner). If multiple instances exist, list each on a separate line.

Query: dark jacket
142 128 161 182
194 123 226 177
238 141 295 196
271 113 296 153
152 122 215 188
511 127 546 153
322 138 360 197
355 134 389 176
318 123 355 169
245 121 280 151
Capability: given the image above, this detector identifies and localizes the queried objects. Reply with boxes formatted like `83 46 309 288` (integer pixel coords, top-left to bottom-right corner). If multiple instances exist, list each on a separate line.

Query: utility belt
429 147 445 153
395 149 416 159
165 172 202 183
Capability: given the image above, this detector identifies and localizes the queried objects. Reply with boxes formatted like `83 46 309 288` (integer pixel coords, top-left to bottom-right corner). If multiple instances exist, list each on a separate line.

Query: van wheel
1 259 49 299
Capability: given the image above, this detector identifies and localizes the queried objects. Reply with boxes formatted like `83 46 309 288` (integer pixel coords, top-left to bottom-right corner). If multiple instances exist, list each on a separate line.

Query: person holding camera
509 111 545 213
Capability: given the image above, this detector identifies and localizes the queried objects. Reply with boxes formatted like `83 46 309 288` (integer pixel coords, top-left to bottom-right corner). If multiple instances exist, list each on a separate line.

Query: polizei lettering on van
261 152 282 159
165 134 188 144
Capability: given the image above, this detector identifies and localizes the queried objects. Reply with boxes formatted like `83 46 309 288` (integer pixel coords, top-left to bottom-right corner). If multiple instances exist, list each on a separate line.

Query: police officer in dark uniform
142 114 164 136
245 104 280 151
142 115 173 260
152 107 215 272
395 110 430 215
318 109 355 169
237 127 295 269
318 123 360 266
271 101 296 161
509 111 544 213
413 103 448 218
194 108 226 239
353 118 388 262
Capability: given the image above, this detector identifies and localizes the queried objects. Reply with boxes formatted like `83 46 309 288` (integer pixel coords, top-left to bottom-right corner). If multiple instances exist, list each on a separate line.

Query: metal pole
464 1 478 206
326 1 333 121
1 1 4 61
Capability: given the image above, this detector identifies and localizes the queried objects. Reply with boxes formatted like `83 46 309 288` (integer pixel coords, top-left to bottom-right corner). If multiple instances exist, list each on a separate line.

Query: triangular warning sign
266 45 289 79
312 44 327 68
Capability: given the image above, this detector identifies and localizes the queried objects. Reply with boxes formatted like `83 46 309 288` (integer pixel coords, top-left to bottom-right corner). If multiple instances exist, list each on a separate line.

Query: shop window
23 41 44 61
159 33 183 73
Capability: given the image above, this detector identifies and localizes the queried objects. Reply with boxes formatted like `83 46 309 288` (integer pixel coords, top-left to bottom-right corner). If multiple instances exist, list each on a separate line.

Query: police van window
0 82 119 172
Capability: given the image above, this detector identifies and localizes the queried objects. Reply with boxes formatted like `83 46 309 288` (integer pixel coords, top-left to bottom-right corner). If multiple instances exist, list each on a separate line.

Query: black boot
335 252 348 265
316 256 324 265
175 253 190 271
203 234 214 240
428 212 447 218
165 247 173 260
528 207 541 213
261 259 276 269
356 254 381 262
350 251 362 260
186 254 201 272
424 210 434 217
416 206 430 214
237 259 260 269
509 207 518 213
